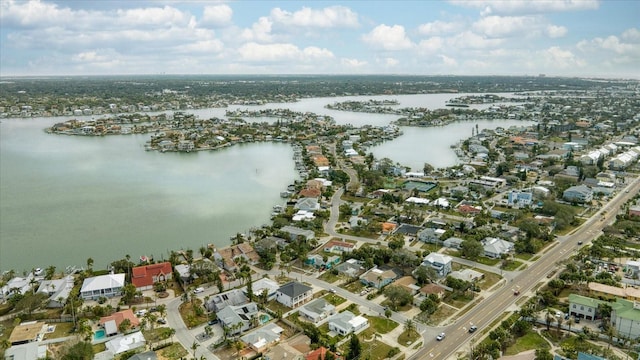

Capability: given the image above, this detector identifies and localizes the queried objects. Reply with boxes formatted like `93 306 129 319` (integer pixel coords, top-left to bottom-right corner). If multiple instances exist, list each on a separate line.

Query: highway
409 175 640 360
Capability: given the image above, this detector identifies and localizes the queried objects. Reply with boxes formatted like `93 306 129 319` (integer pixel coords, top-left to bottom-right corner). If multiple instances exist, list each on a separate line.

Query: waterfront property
80 273 126 300
402 180 437 193
99 309 139 336
131 262 172 291
36 275 74 308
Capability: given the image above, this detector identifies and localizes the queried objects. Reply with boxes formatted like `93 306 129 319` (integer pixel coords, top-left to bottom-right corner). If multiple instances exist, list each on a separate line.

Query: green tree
460 240 483 260
383 285 413 310
347 333 361 360
534 348 553 360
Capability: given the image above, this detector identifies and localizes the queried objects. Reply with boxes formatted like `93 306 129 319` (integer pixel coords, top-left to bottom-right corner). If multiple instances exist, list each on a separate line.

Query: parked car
436 332 446 341
157 318 166 324
194 287 204 294
468 325 478 333
208 319 219 325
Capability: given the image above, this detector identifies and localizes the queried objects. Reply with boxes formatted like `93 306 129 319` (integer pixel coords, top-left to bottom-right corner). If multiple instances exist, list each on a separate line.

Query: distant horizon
1 1 638 78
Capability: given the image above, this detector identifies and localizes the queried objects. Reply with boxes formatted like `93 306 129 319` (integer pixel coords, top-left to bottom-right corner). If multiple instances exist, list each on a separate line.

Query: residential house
481 237 514 259
414 283 447 306
588 282 640 302
299 298 336 323
217 302 259 335
205 289 248 312
276 282 313 308
255 237 287 253
305 254 340 269
281 226 315 241
381 222 397 234
99 309 140 336
324 240 355 253
243 278 279 301
174 264 194 284
360 267 398 289
629 205 640 217
392 276 421 295
80 273 125 300
334 259 366 278
131 262 173 291
563 185 593 203
568 294 602 321
443 237 464 249
240 323 284 352
507 190 533 207
420 253 453 277
306 347 341 360
104 331 146 355
0 273 38 301
417 228 447 244
8 321 46 346
327 311 369 336
3 342 48 360
128 351 158 360
36 275 74 308
450 269 484 282
295 197 320 212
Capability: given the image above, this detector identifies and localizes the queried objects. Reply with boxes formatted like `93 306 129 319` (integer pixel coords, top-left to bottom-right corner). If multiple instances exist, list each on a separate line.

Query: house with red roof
99 309 140 336
306 346 341 360
131 262 173 291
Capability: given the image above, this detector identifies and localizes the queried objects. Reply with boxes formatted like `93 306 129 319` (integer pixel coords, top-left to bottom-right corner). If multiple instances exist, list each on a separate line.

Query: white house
275 282 313 308
420 253 453 277
328 311 369 336
299 298 336 323
481 237 514 259
240 323 284 352
80 273 126 300
243 278 279 301
104 332 146 355
36 275 74 308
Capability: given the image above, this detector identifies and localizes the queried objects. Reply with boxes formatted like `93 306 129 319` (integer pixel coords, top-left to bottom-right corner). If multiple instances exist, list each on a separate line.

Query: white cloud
237 42 333 62
448 31 503 49
362 24 414 50
270 6 359 28
417 20 462 36
439 54 458 67
240 17 274 43
546 24 568 38
382 57 399 67
175 39 224 54
541 46 585 68
201 4 233 28
450 0 599 15
622 28 640 42
417 37 444 54
473 15 541 38
116 6 192 28
341 58 367 68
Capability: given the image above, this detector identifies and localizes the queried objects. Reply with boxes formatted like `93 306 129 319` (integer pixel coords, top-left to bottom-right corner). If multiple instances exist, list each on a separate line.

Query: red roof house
306 347 341 360
131 262 173 291
99 309 140 335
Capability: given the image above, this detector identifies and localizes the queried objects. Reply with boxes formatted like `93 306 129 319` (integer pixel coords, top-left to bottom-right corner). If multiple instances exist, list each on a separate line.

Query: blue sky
1 0 638 78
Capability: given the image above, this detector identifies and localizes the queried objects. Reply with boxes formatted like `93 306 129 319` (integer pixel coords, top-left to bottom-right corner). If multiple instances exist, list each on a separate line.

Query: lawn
359 340 395 360
515 253 534 261
478 271 502 290
324 293 347 306
421 243 442 252
342 280 367 293
502 260 524 271
158 343 188 360
504 331 550 356
474 257 501 266
48 322 74 339
427 304 458 326
178 299 209 328
397 330 421 346
318 271 341 284
364 315 398 334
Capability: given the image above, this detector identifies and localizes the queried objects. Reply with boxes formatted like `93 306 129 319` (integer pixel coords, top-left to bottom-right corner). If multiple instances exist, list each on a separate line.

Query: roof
241 323 283 349
307 346 341 360
610 298 640 321
328 311 368 331
588 282 640 299
277 282 313 298
419 283 447 295
361 268 397 284
9 321 45 344
99 309 140 330
324 239 355 250
81 273 125 293
128 351 159 360
424 253 452 265
105 331 146 355
131 262 172 288
568 294 603 308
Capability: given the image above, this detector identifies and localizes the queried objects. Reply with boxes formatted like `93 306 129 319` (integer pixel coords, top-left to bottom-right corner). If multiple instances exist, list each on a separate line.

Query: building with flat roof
8 321 46 346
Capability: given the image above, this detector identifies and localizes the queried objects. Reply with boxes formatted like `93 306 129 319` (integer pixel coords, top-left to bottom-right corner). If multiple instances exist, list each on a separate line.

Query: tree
190 340 200 358
460 240 483 260
121 283 137 304
404 319 416 335
118 318 131 334
62 341 94 360
534 348 553 360
384 285 412 310
346 333 361 360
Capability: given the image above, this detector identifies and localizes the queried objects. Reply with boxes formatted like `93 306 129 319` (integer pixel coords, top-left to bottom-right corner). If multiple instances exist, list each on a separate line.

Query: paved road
409 176 640 360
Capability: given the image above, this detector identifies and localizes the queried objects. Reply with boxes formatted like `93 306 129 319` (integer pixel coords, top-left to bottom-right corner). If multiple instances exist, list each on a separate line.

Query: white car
194 287 205 294
436 332 446 341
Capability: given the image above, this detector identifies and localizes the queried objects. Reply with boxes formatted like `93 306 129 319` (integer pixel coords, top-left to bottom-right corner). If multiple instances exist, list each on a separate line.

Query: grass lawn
92 343 106 354
515 253 534 261
318 271 340 283
360 340 395 360
397 330 421 346
478 271 502 290
158 342 188 360
474 257 500 266
364 315 398 334
342 280 366 293
266 299 291 316
421 243 442 252
324 293 347 306
48 322 74 339
504 331 550 356
426 304 457 326
502 260 524 271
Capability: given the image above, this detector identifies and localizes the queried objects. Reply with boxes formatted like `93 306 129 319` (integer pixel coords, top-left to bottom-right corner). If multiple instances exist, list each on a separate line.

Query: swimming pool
259 314 271 324
94 329 106 340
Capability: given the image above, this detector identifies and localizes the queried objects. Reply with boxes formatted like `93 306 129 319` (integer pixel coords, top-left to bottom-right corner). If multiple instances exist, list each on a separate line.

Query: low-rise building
36 275 74 308
80 273 125 300
563 185 593 203
334 259 366 278
299 298 336 323
240 323 284 352
481 237 514 259
568 294 602 321
420 253 453 277
360 267 398 289
327 311 369 336
275 282 313 308
131 262 172 291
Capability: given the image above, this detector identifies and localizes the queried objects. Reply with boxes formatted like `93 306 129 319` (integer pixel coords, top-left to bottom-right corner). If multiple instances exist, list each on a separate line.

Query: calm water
0 93 529 272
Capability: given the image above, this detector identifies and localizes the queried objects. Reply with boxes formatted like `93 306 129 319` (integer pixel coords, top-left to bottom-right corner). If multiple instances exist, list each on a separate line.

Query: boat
280 191 292 198
445 102 469 108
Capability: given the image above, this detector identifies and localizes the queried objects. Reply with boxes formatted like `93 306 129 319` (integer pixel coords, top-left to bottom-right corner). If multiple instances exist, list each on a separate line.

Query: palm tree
545 309 553 331
190 340 200 359
404 319 416 336
566 317 574 334
556 316 564 336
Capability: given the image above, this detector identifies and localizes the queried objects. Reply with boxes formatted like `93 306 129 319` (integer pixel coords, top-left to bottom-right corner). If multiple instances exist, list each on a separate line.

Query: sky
1 0 638 78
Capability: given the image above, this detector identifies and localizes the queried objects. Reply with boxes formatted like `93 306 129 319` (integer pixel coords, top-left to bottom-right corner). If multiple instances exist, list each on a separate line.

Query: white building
80 273 125 300
275 282 313 308
327 311 369 336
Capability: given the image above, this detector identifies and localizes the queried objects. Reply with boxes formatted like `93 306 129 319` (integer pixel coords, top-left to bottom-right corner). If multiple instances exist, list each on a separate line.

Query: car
330 288 337 293
208 319 219 325
436 332 446 341
574 316 580 324
468 325 478 333
193 287 204 294
156 318 166 324
577 241 583 245
135 309 147 317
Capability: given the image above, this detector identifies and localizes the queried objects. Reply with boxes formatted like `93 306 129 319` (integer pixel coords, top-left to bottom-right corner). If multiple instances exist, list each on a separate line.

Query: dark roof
277 281 312 298
128 351 158 360
393 223 423 235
